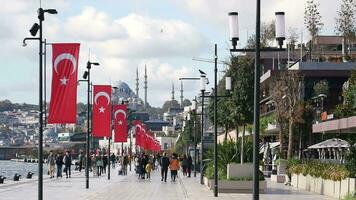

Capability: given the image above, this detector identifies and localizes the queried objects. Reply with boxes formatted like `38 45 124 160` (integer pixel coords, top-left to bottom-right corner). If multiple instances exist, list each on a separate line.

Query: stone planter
277 160 287 175
203 177 267 193
291 173 356 198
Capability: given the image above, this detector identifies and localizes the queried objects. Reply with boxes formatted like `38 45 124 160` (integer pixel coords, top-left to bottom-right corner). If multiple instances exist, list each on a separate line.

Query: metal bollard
13 174 21 181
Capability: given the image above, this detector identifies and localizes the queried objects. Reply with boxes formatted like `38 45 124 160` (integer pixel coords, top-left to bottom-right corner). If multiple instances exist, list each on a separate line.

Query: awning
307 138 350 149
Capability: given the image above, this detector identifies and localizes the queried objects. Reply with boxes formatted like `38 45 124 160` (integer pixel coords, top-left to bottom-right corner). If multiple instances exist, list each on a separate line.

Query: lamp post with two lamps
23 7 57 200
228 7 286 200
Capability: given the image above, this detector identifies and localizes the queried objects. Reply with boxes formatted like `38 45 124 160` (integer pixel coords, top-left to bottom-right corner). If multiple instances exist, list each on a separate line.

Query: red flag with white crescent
48 43 80 124
113 105 127 142
92 85 112 138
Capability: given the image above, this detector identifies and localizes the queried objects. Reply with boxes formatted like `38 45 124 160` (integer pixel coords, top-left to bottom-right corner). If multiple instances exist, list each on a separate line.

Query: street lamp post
213 44 218 197
83 61 99 188
228 6 286 199
199 73 207 185
192 98 198 178
23 7 57 200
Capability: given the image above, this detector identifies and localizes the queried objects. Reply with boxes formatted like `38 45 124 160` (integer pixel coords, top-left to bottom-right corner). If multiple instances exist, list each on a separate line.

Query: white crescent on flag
94 92 111 105
54 53 77 75
114 109 127 119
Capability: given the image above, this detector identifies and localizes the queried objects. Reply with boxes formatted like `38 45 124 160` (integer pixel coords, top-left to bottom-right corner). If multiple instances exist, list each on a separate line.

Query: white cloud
64 7 126 41
63 8 206 58
0 4 208 107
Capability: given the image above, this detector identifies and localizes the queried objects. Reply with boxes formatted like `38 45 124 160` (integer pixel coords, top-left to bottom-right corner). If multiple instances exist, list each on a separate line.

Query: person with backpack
169 153 180 182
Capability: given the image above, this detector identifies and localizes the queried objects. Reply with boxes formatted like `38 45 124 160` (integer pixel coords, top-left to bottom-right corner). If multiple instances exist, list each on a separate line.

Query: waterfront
0 160 48 179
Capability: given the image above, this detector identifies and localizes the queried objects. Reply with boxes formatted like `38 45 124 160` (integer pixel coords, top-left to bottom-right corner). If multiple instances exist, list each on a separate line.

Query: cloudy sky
0 0 339 107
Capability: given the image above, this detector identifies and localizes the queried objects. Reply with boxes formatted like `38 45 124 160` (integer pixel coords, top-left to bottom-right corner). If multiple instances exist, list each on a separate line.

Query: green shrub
346 146 356 178
288 161 351 181
342 192 356 200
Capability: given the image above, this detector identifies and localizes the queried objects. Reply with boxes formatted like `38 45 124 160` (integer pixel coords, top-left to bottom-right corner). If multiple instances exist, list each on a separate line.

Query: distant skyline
0 0 340 107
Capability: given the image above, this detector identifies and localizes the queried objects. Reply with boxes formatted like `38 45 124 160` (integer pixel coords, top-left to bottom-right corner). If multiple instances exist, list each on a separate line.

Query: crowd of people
47 149 194 183
134 152 193 182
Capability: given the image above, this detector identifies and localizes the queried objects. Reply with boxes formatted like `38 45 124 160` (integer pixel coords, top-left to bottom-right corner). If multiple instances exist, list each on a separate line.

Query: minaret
135 67 139 97
180 81 184 108
171 82 175 101
144 65 148 108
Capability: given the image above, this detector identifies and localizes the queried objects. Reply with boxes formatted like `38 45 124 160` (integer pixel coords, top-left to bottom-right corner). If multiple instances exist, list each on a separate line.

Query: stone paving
0 166 335 200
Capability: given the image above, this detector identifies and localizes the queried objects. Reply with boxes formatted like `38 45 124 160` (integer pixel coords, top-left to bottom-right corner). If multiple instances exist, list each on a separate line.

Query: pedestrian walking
169 153 179 182
140 154 148 179
78 150 84 172
123 154 129 175
181 154 188 177
160 152 170 182
55 153 63 178
187 155 193 178
110 153 116 168
145 161 152 180
96 156 103 176
102 154 107 174
92 154 97 176
47 150 56 178
63 151 72 178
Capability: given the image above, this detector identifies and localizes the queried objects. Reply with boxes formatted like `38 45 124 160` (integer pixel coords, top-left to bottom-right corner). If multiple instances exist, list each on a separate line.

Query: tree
271 79 288 158
246 20 276 48
208 56 254 163
271 71 305 158
288 27 299 50
313 80 329 96
335 0 356 57
335 70 356 118
304 0 324 43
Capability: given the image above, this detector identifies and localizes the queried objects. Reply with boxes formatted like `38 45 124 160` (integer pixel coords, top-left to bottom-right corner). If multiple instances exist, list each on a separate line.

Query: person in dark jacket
63 151 72 178
181 154 188 177
187 155 193 177
140 154 148 179
55 153 64 178
160 152 170 182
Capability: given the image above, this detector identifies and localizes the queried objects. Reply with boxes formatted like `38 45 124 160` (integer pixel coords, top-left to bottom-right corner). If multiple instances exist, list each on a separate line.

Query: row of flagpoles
46 43 160 152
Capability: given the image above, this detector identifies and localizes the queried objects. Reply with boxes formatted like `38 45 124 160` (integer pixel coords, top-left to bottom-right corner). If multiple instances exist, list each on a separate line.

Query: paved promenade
0 167 334 200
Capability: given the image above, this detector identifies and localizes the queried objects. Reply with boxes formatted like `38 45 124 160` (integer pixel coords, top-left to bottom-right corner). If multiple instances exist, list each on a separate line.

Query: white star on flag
60 76 69 85
118 120 123 125
99 106 105 113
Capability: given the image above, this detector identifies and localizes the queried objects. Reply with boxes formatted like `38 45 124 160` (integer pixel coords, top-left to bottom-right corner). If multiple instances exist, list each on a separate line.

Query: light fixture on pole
23 7 57 200
275 12 286 49
228 7 286 200
225 76 232 91
84 61 100 189
228 12 239 49
199 70 207 185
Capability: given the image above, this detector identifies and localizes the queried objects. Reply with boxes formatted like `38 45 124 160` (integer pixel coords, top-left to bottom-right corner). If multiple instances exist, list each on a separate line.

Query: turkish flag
92 85 112 138
113 105 127 142
48 43 80 124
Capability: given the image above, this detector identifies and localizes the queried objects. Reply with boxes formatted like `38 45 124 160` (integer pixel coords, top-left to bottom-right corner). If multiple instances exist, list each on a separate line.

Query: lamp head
44 9 58 14
29 23 40 36
198 69 206 75
91 62 100 66
275 12 286 49
22 41 27 47
228 12 239 49
83 71 88 79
